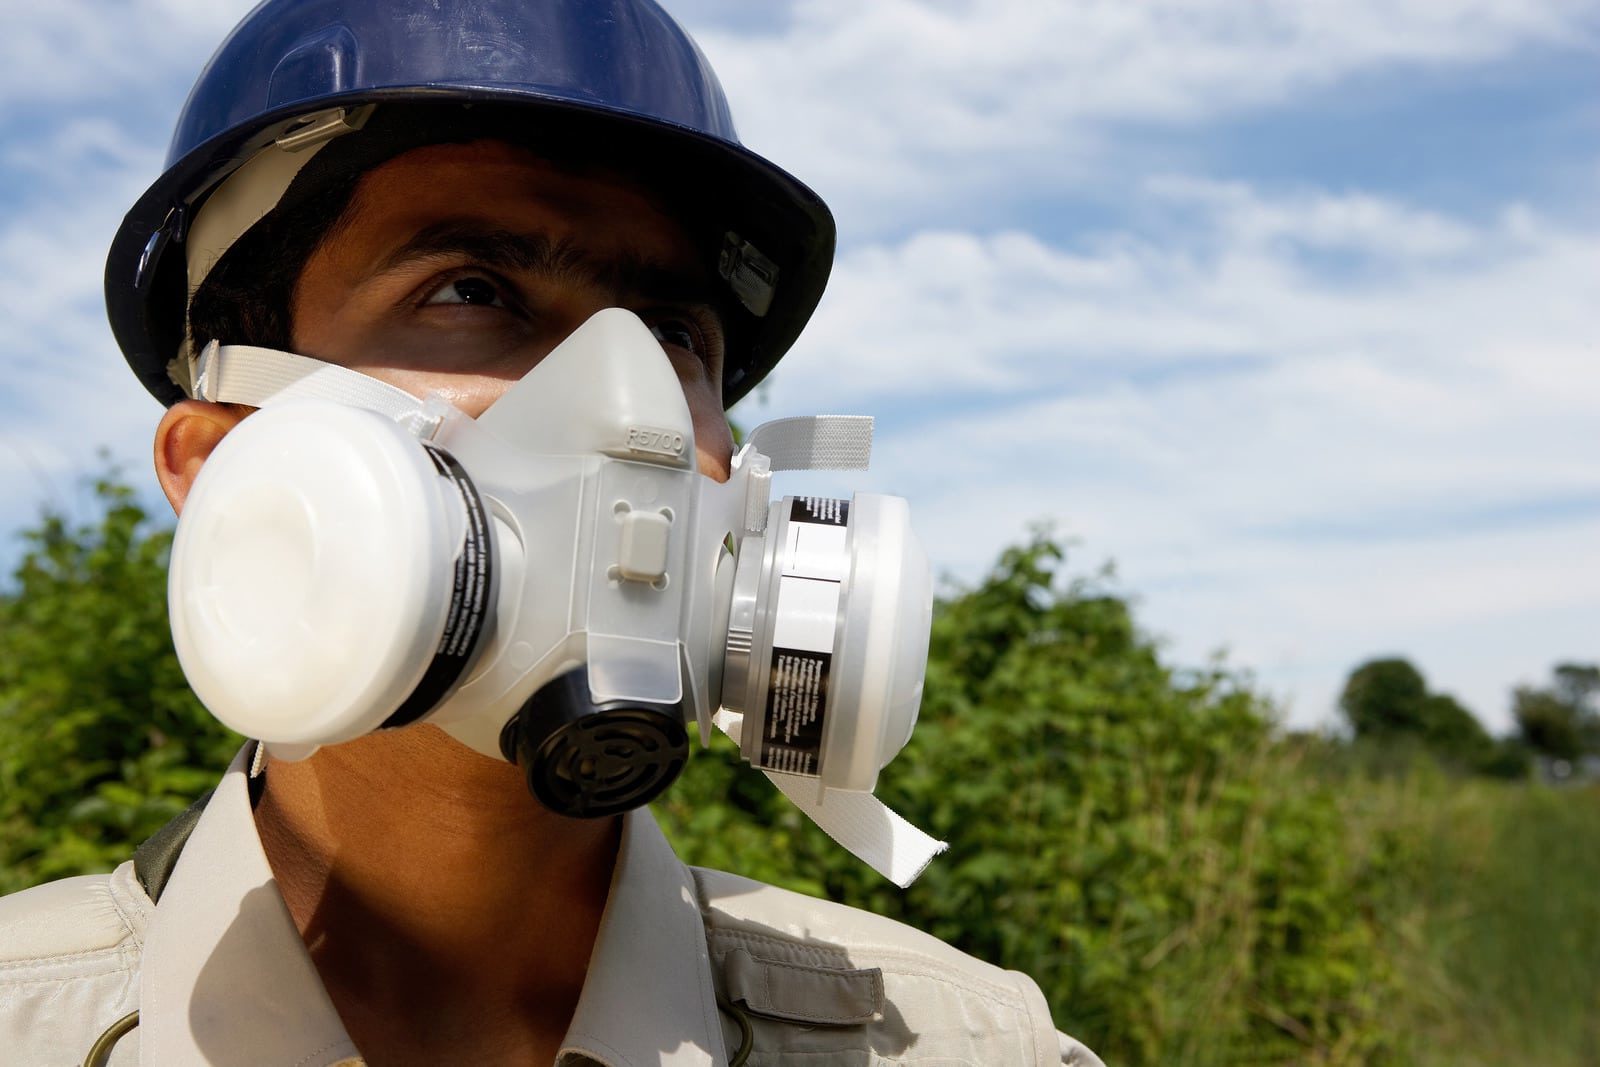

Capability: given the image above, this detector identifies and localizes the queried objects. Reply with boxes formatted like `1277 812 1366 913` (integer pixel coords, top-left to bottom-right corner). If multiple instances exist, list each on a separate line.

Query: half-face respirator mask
168 309 944 885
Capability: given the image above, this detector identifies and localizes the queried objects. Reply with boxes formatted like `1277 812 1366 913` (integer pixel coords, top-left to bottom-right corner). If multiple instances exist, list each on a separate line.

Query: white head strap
170 106 375 396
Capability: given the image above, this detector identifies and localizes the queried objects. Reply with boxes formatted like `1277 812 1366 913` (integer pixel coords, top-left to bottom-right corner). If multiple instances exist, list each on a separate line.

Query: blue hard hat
105 0 834 407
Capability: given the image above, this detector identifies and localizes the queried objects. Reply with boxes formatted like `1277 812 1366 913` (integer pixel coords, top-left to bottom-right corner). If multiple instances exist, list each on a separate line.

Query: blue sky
1 0 1596 732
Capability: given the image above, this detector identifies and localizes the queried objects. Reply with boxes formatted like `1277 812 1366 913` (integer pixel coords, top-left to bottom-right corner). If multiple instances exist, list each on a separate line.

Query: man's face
289 139 735 480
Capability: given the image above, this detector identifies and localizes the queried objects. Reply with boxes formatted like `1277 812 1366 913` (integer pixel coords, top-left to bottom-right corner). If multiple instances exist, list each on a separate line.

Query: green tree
0 475 239 893
1418 693 1495 767
1339 657 1495 771
1340 658 1430 738
1514 688 1582 762
1509 662 1600 764
1552 663 1600 714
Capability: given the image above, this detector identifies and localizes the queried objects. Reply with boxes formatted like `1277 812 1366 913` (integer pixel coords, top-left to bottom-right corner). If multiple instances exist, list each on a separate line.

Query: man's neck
252 726 621 1065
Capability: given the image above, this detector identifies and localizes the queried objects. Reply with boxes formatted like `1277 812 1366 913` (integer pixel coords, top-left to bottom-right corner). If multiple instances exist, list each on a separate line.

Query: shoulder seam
0 941 131 969
708 928 1028 1010
0 872 145 971
0 958 135 986
105 878 147 951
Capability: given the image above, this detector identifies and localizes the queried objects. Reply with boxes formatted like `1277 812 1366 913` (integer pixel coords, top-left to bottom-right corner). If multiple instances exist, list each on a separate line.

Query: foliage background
0 478 239 892
2 483 1596 1065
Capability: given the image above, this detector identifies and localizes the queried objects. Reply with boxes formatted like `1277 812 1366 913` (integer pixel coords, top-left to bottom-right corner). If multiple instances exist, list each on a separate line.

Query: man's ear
155 400 250 514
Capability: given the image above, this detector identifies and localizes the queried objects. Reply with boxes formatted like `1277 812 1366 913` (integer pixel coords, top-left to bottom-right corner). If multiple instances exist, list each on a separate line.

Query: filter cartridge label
791 496 849 526
758 496 850 777
384 445 494 728
759 649 832 776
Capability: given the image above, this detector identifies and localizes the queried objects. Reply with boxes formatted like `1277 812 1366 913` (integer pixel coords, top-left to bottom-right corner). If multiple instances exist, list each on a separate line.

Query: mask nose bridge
474 308 698 466
187 309 695 469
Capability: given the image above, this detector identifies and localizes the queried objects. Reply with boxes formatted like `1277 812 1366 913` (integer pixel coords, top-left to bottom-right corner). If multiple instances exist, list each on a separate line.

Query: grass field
1319 767 1600 1067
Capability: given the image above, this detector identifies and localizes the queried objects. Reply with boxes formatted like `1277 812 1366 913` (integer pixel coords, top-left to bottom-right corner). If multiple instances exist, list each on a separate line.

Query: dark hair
187 169 365 353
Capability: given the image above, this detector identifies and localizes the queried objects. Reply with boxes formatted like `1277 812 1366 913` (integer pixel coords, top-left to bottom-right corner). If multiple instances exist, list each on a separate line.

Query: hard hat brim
106 86 835 409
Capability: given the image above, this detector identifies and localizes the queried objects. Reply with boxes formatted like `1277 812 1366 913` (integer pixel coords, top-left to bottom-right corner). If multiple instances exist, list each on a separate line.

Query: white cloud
694 0 1598 227
0 0 259 546
0 0 253 106
770 183 1598 409
1145 176 1483 259
0 117 168 546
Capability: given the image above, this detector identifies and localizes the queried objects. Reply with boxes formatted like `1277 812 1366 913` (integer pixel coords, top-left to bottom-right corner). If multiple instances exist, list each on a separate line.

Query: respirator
168 309 943 885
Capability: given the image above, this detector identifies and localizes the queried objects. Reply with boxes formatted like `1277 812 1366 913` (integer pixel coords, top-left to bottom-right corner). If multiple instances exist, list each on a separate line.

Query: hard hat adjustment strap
274 104 375 154
719 233 779 317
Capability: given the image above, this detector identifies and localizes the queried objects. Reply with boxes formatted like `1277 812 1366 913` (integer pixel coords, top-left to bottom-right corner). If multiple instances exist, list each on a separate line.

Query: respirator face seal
168 309 944 883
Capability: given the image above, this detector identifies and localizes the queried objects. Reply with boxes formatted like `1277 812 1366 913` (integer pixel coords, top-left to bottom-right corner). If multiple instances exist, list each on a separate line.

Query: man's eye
648 318 701 354
424 275 508 308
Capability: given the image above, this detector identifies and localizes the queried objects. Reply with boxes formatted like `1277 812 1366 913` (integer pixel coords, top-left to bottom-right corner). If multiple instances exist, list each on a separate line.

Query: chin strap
713 708 946 888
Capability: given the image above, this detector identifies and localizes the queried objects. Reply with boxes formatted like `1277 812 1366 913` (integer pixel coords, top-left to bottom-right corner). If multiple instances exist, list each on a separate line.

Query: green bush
0 477 239 893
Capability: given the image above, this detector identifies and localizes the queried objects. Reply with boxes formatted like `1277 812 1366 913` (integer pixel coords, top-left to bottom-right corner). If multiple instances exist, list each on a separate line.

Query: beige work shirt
0 748 1101 1065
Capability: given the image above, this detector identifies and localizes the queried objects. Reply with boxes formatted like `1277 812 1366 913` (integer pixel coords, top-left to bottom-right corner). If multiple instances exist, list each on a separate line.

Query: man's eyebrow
371 221 710 303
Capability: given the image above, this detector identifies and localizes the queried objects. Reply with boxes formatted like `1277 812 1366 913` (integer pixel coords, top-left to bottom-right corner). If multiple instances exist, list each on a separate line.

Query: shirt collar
138 746 727 1066
560 801 726 1067
139 746 362 1065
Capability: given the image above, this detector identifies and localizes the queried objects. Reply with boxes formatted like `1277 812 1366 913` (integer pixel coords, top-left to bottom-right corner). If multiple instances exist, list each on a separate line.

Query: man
0 2 1102 1064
